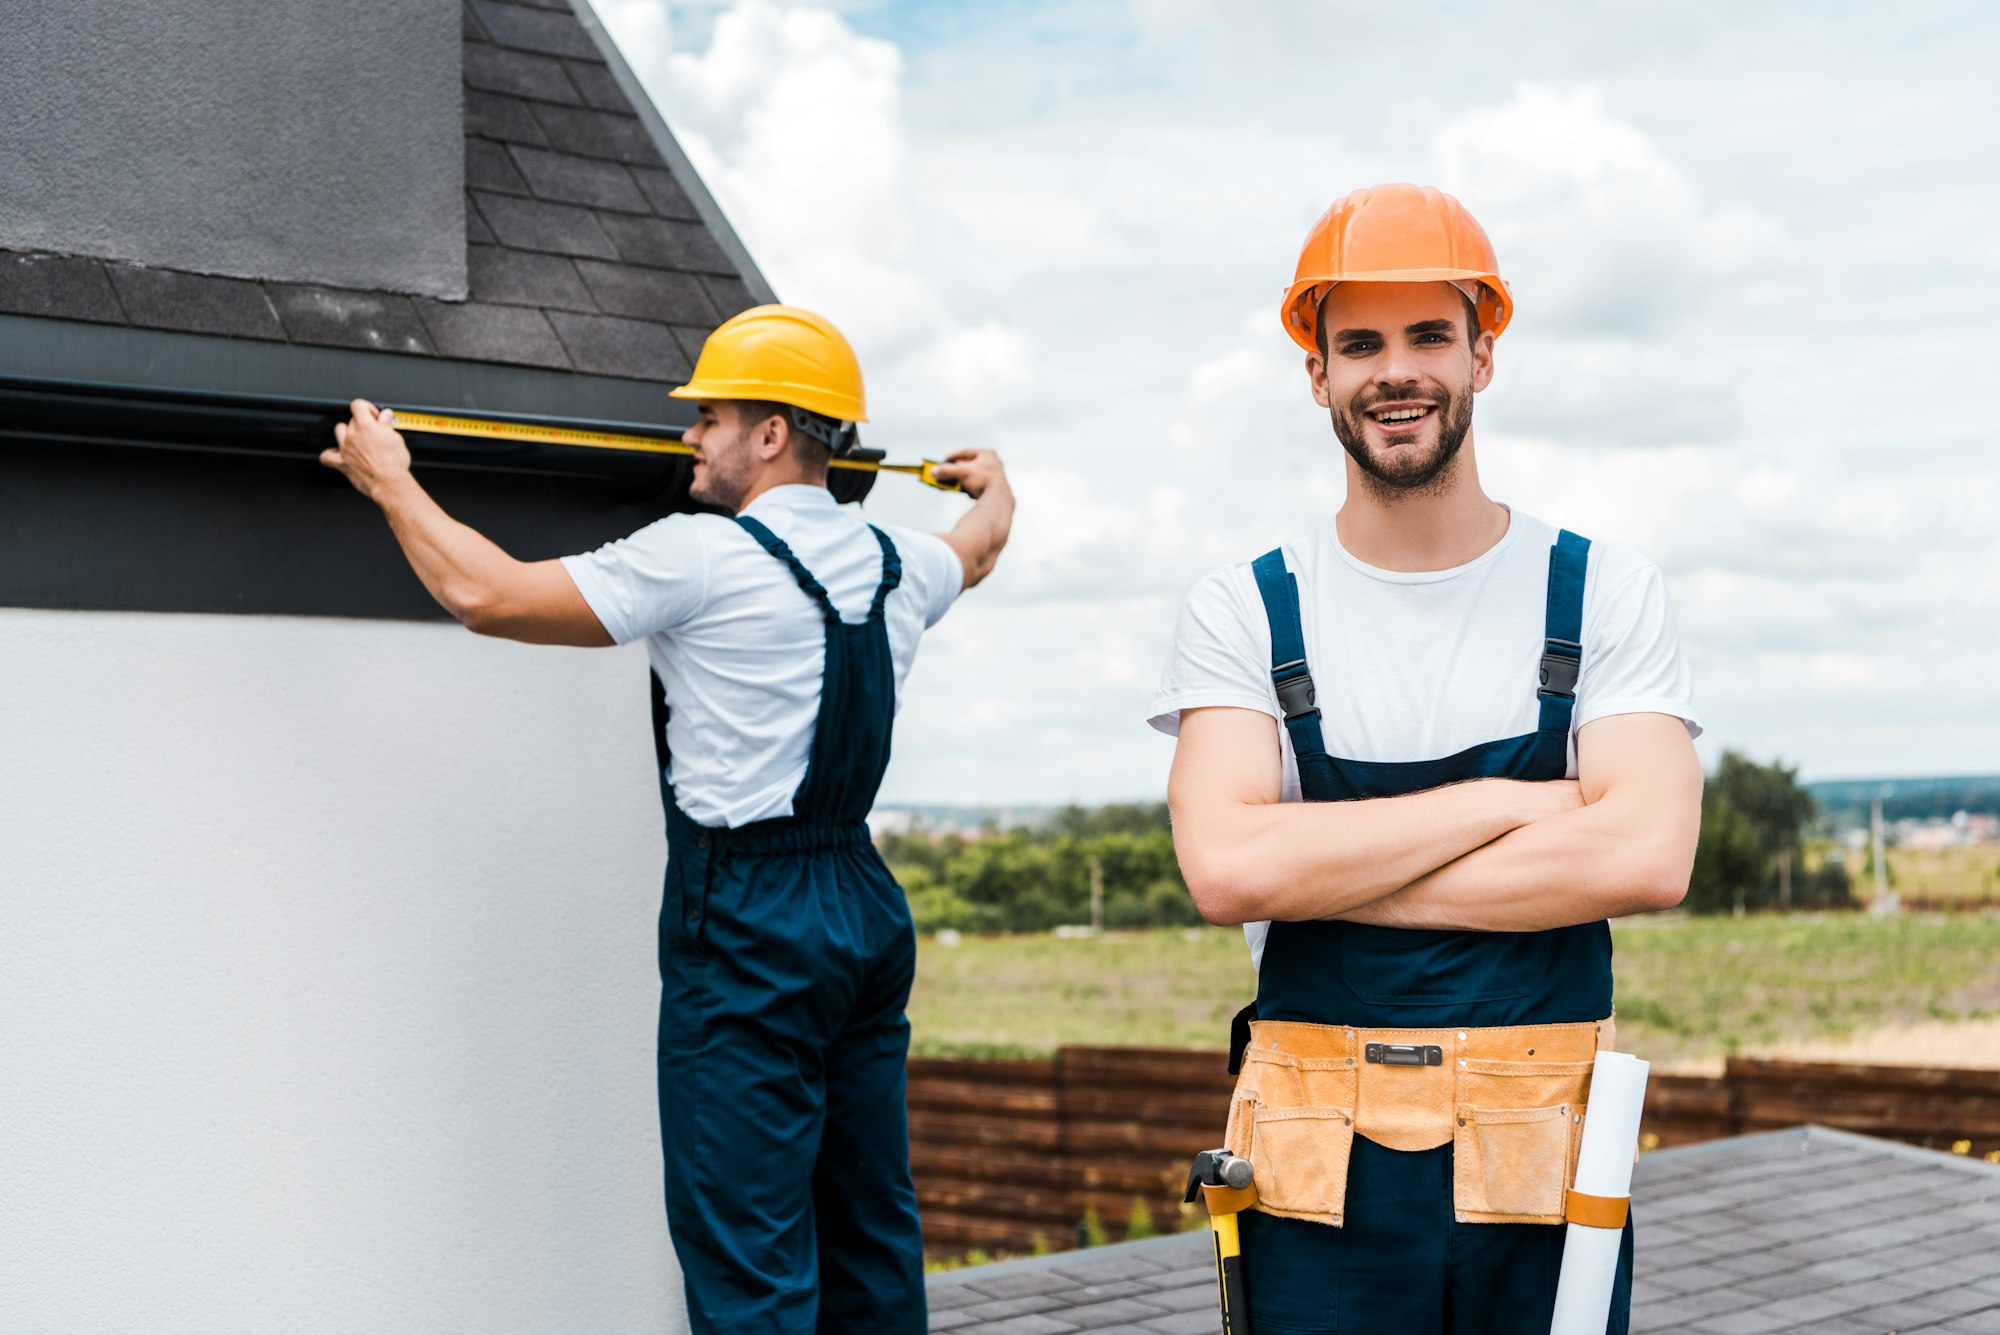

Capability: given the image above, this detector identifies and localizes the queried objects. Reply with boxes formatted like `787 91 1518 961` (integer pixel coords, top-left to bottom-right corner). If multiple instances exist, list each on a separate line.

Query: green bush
1687 752 1853 914
881 806 1195 932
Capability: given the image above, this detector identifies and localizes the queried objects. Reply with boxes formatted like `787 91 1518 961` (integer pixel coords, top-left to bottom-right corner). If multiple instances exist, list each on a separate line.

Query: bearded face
1327 376 1475 497
685 402 760 510
1311 281 1492 501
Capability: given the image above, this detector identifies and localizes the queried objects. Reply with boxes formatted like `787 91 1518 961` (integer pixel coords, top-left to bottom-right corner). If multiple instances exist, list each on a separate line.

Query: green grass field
907 913 2000 1070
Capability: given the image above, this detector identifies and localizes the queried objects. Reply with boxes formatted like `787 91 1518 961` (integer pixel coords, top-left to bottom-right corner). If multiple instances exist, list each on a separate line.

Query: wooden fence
907 1049 2000 1257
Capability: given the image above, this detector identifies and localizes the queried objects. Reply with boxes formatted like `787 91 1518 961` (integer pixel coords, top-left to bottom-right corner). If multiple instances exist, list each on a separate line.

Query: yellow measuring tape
383 409 960 491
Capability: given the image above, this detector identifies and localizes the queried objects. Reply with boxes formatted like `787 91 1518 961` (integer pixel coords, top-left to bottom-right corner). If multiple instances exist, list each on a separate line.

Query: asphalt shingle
700 274 759 318
563 59 629 112
464 89 548 146
466 245 593 311
468 0 602 60
463 41 583 105
412 299 568 369
0 251 123 323
532 104 666 166
598 214 735 273
927 1128 2000 1335
466 138 531 195
472 191 620 259
669 325 710 366
573 260 715 324
546 310 691 380
631 165 702 221
105 266 283 340
509 145 650 213
268 286 435 355
465 200 496 245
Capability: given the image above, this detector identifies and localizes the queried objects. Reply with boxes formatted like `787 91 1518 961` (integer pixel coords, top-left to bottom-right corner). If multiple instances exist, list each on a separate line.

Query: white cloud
601 3 2000 795
602 0 1026 391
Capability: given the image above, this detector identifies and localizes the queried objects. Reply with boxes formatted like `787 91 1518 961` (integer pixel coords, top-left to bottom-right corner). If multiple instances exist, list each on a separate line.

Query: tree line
880 750 1846 933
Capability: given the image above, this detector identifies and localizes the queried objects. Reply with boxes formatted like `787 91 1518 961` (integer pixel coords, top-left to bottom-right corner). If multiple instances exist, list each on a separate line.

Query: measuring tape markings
383 410 959 490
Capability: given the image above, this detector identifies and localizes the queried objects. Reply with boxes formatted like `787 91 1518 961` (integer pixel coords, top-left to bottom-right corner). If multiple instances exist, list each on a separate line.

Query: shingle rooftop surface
927 1127 2000 1335
0 0 758 385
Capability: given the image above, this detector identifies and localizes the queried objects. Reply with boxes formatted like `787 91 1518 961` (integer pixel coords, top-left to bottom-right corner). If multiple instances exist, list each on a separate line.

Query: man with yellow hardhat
324 304 1014 1334
1151 184 1702 1331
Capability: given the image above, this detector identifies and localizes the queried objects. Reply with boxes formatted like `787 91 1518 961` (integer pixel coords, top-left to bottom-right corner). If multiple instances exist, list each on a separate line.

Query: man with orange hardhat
323 304 1015 1334
1152 184 1702 1332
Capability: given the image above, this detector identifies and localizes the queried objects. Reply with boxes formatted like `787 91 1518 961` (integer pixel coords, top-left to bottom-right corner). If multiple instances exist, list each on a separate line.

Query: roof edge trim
0 314 694 428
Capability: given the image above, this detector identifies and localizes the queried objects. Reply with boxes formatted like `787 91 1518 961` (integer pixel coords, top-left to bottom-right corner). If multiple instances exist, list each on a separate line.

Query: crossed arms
1167 707 1701 933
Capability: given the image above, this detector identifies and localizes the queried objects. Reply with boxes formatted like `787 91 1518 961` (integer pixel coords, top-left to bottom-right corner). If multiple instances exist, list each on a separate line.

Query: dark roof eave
0 315 874 502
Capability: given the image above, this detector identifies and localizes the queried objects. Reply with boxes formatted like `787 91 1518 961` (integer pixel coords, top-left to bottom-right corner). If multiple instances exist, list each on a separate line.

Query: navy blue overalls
654 516 925 1334
1238 530 1633 1335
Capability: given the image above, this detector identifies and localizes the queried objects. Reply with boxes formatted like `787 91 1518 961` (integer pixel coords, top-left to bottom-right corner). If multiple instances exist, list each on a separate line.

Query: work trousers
1238 1134 1633 1334
657 831 925 1334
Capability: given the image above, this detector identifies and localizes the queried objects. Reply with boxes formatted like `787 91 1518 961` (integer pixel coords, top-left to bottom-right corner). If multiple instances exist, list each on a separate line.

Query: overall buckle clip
1538 638 1582 700
1272 659 1319 722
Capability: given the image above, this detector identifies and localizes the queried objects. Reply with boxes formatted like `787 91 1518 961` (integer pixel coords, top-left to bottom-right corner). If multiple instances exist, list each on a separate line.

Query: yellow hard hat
669 304 867 424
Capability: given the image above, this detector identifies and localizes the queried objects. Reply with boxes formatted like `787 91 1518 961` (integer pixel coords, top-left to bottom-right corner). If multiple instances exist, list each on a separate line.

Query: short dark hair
731 399 832 471
1315 287 1482 357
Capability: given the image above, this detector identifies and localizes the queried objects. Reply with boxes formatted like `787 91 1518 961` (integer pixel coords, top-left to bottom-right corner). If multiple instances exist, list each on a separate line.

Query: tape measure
382 409 961 491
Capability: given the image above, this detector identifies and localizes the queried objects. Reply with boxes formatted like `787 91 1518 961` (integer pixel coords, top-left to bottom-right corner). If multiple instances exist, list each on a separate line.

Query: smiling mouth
1365 403 1437 433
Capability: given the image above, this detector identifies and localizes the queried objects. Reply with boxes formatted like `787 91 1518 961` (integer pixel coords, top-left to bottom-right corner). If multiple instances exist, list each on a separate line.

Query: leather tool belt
1221 1016 1615 1228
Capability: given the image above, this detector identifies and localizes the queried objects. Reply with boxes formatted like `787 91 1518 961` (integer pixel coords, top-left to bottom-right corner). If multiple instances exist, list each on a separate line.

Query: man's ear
1470 329 1496 393
753 412 787 462
1307 350 1332 409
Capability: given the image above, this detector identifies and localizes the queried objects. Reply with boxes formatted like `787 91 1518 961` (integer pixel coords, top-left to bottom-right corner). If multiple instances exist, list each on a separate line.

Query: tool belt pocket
1246 1104 1356 1226
1452 1057 1592 1225
1224 1048 1357 1228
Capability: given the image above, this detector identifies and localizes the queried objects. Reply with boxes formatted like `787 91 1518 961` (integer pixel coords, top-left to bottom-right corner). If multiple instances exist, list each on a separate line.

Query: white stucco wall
0 609 688 1334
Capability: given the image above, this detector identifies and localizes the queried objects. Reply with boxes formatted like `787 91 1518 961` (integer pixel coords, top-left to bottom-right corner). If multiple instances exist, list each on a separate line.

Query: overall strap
734 515 839 623
865 525 903 620
1250 548 1331 765
1535 530 1591 738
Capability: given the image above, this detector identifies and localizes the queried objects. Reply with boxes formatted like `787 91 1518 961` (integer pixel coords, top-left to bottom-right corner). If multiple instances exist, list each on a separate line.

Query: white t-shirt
563 485 963 827
1148 507 1699 967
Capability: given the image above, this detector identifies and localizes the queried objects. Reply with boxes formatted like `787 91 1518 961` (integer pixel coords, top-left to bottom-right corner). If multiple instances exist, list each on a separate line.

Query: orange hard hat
1280 184 1513 353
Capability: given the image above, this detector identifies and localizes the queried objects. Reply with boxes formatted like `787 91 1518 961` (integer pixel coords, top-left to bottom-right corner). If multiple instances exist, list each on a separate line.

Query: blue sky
600 0 2000 803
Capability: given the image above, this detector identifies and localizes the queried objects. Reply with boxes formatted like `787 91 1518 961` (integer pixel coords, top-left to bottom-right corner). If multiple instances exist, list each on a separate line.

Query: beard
1329 385 1474 500
688 438 753 510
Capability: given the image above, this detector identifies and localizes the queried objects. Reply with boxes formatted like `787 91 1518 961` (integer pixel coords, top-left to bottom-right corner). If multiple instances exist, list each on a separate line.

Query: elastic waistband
1246 1016 1613 1067
674 813 873 857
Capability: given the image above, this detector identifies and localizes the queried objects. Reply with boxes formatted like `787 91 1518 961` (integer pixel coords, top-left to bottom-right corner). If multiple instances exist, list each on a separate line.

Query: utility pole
1870 789 1898 916
1089 855 1104 936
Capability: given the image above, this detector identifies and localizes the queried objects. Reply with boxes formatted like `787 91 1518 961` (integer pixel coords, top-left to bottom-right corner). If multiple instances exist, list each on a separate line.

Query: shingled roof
0 0 882 620
0 0 767 383
927 1127 2000 1335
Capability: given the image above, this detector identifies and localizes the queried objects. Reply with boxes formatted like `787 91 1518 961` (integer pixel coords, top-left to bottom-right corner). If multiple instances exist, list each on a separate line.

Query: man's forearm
1337 794 1694 932
373 474 524 624
951 481 1014 588
1174 779 1558 924
1335 716 1703 932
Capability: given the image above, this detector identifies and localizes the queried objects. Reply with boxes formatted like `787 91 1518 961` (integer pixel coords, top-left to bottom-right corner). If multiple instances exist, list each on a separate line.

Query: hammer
1184 1149 1257 1334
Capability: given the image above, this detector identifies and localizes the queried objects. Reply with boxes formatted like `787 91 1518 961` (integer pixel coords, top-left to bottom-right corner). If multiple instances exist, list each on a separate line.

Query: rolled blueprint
1549 1051 1650 1335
